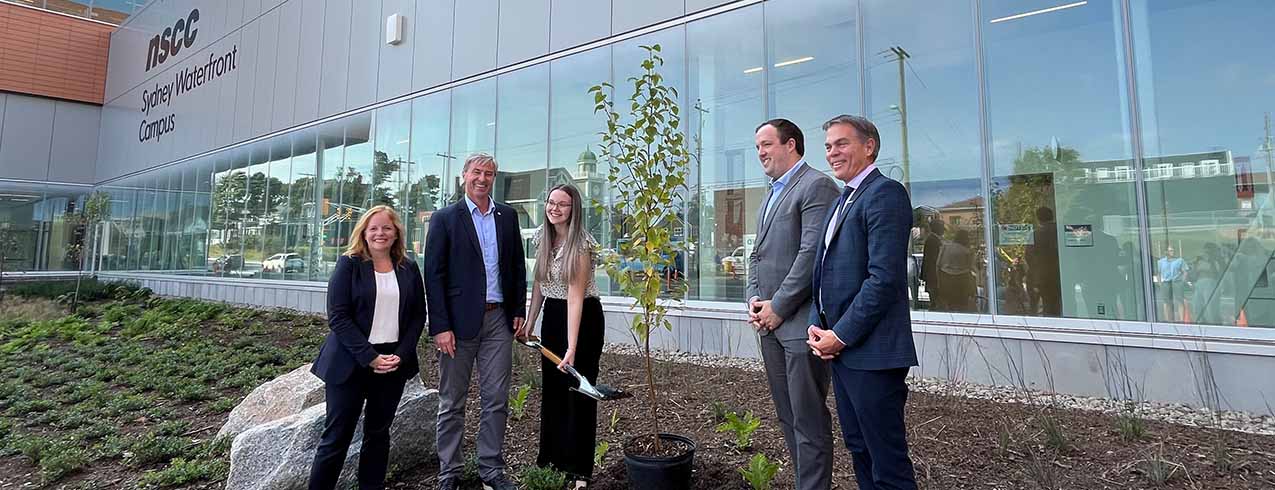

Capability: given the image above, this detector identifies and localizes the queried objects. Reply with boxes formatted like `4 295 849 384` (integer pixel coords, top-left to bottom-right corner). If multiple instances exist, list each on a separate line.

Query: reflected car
262 253 305 273
721 246 748 277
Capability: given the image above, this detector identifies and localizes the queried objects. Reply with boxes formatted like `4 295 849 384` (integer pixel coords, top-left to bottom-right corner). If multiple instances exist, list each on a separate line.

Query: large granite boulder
218 364 326 440
225 377 439 490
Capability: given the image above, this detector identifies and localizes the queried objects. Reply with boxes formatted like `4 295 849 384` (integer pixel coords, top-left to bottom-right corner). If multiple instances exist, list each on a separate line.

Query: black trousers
831 364 916 490
537 297 604 479
309 342 408 490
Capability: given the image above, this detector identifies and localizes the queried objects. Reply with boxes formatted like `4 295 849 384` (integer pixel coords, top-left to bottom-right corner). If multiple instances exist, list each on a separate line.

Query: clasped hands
806 325 845 360
369 354 400 374
746 298 783 332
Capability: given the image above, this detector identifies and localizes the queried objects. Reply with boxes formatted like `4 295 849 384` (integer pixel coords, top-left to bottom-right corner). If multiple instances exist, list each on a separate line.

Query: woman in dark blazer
309 205 426 490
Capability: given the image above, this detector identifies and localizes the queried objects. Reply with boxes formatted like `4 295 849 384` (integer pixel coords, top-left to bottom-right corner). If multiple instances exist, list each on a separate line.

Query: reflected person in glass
1156 245 1188 322
308 206 426 490
519 184 605 489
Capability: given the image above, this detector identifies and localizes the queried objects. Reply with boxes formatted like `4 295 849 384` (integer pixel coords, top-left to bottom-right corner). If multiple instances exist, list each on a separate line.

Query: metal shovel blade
518 336 632 402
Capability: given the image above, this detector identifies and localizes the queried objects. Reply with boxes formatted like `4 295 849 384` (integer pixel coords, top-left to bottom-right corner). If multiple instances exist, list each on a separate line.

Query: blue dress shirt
764 160 807 222
464 195 503 302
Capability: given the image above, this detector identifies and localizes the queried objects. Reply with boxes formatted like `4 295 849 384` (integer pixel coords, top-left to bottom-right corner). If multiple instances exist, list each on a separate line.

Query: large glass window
408 92 454 268
863 0 987 314
0 182 47 273
983 0 1145 321
1132 0 1275 327
607 27 688 296
765 0 859 138
318 113 373 280
496 64 551 282
450 78 498 168
286 131 319 281
686 6 765 302
549 48 611 288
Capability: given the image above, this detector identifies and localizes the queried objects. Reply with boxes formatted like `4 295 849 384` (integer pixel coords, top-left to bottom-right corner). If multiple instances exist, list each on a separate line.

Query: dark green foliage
0 293 327 487
518 465 568 490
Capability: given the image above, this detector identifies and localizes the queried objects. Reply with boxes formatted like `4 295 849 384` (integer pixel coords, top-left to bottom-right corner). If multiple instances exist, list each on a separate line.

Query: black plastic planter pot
622 433 696 490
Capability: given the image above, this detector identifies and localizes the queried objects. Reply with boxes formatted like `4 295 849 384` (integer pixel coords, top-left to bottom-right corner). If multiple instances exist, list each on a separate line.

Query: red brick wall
0 3 112 104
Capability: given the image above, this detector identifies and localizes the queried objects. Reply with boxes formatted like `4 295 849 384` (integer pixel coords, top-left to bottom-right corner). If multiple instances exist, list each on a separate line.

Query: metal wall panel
271 0 303 131
451 0 498 79
48 102 102 184
251 8 281 136
294 0 325 125
612 0 683 34
411 0 454 91
346 0 381 110
377 0 418 101
0 94 55 181
233 17 261 142
549 0 611 52
318 0 353 118
497 0 550 67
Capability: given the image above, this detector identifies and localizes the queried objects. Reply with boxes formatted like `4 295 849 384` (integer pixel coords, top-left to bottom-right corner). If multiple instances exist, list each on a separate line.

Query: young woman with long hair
308 205 426 490
517 184 604 489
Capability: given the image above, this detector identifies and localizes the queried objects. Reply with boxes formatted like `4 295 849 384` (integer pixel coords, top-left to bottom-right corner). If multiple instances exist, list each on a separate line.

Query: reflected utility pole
886 46 911 193
1263 113 1275 208
436 152 457 201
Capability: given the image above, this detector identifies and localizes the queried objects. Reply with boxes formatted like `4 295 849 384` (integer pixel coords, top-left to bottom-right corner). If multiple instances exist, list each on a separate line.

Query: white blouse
368 271 400 344
533 227 600 300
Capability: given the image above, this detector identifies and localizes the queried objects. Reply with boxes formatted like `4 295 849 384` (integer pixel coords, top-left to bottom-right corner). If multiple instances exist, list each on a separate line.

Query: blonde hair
344 205 408 266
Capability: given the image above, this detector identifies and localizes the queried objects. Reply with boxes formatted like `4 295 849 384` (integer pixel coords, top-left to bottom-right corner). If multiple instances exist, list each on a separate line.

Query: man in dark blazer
424 153 526 490
807 115 919 490
746 118 840 490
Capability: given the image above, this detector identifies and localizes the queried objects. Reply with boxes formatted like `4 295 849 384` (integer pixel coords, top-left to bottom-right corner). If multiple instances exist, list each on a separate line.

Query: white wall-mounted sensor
386 13 404 45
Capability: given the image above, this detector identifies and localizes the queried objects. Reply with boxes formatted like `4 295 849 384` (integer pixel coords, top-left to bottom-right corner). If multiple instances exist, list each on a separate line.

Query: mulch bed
403 345 1275 489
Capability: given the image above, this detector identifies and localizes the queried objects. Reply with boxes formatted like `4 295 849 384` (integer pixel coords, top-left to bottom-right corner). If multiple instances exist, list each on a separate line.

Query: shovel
519 336 632 402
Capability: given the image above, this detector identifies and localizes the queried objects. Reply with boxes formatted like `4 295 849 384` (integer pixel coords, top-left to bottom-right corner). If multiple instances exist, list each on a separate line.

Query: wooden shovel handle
539 346 565 365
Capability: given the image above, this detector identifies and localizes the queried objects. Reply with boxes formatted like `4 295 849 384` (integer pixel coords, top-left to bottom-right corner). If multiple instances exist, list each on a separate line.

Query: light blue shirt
464 195 503 303
1158 256 1187 282
764 160 806 221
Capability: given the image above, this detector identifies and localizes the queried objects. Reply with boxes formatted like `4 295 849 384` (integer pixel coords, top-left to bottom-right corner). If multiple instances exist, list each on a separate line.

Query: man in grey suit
747 118 841 490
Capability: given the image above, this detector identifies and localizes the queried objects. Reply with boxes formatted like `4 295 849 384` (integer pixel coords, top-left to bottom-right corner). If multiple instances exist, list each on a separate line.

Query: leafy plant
739 453 780 490
590 43 691 449
510 384 531 420
594 441 610 467
715 410 761 450
518 465 568 490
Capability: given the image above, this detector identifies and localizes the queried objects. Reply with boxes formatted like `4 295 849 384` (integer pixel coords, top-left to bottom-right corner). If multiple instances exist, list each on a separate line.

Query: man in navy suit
807 115 918 490
424 153 526 490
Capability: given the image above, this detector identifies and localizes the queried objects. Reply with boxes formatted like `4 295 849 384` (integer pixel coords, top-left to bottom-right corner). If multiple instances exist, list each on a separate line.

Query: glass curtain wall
982 0 1145 322
88 0 1275 333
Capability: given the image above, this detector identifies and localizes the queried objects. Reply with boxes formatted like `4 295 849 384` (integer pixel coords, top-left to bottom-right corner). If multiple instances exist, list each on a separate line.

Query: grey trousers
760 331 833 490
436 309 512 481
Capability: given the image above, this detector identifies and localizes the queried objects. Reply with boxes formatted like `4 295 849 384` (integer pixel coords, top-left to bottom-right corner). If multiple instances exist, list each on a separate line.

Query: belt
484 302 501 311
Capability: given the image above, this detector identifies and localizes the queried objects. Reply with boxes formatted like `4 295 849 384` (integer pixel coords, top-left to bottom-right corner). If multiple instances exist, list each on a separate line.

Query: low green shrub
136 458 228 488
518 465 568 490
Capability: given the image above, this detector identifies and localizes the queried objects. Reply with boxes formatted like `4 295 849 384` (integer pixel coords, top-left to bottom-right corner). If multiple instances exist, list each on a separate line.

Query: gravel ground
603 343 1275 436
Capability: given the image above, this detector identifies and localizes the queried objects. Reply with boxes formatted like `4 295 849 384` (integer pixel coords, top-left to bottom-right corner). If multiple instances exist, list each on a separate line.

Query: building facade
3 0 1275 413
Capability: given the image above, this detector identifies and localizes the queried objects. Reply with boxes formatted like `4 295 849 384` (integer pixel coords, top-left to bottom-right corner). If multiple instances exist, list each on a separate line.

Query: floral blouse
532 227 600 299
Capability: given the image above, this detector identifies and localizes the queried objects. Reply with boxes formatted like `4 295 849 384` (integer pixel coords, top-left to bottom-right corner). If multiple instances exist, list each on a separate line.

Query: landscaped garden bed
1 281 1273 489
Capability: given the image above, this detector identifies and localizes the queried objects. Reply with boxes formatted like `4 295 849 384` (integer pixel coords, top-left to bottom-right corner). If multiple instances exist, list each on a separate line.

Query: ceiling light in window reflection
774 56 815 68
989 1 1086 24
396 139 409 145
743 66 764 74
486 122 496 127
